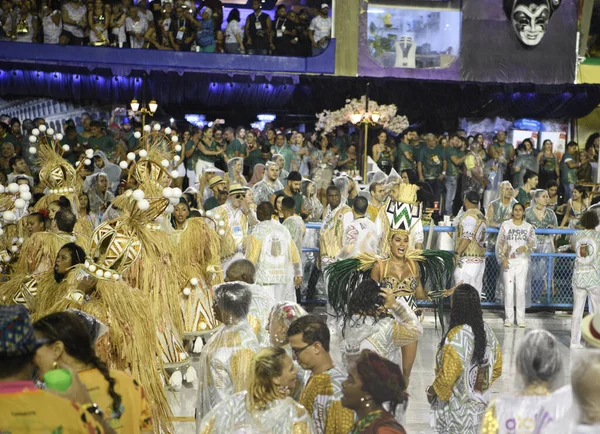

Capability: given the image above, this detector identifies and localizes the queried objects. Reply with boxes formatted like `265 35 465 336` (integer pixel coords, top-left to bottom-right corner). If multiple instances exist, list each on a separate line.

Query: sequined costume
453 208 487 296
430 323 502 434
197 391 316 434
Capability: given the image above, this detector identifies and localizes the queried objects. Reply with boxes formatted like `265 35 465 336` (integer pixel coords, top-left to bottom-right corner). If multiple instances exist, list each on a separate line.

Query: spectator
417 133 446 216
136 0 153 23
125 5 147 49
224 8 244 53
8 0 39 43
512 139 538 189
515 170 538 208
167 6 194 51
88 0 110 46
245 139 269 170
309 3 331 56
577 150 592 183
295 9 312 57
88 121 118 161
445 134 466 217
7 156 33 185
144 12 172 50
41 3 62 44
245 0 271 55
224 127 245 158
273 5 296 56
194 7 215 52
560 141 579 200
537 139 559 188
60 0 88 45
0 141 16 176
109 3 126 47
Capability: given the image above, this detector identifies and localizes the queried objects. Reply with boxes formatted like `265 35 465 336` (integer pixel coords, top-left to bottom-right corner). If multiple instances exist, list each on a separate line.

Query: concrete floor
166 310 578 433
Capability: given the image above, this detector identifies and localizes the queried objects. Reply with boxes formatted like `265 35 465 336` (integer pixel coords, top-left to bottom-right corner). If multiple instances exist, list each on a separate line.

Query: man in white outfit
453 191 487 296
496 202 535 327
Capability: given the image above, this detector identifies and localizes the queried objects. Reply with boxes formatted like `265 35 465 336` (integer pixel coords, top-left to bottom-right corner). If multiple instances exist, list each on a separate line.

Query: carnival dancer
253 161 283 205
496 202 535 328
213 183 249 271
319 184 353 279
245 202 302 302
341 350 408 434
197 347 316 434
197 282 260 419
287 315 356 434
427 284 502 434
338 196 380 260
481 329 569 434
453 191 487 297
569 211 600 349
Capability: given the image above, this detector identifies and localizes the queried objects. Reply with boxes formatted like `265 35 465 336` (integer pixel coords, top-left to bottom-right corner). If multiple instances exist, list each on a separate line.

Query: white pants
503 260 529 325
453 260 485 297
261 283 295 303
571 285 600 347
186 169 198 189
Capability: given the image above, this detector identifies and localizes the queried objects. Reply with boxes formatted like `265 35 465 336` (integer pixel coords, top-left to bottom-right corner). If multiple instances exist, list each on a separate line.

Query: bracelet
82 402 104 418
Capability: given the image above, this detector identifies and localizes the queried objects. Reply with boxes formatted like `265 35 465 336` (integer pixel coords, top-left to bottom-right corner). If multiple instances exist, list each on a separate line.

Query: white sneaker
518 323 526 328
504 321 512 327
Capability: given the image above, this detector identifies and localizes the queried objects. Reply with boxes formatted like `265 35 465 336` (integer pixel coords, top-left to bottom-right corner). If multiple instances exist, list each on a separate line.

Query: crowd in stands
0 0 332 55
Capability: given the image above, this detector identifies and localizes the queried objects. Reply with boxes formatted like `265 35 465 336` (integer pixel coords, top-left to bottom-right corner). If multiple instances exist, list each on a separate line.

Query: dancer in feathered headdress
326 182 456 384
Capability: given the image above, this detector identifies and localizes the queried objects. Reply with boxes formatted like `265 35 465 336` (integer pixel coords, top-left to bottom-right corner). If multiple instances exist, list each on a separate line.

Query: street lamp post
349 82 381 179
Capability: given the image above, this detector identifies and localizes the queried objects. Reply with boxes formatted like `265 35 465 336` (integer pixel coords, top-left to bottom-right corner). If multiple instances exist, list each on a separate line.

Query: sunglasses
233 194 244 199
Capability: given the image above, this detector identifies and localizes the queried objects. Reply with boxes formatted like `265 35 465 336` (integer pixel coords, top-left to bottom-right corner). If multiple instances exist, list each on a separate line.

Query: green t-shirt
2 133 19 146
198 139 219 163
418 145 445 179
88 135 117 160
446 147 465 177
226 139 247 158
394 142 414 172
246 149 268 170
274 189 303 214
203 196 219 211
560 152 577 185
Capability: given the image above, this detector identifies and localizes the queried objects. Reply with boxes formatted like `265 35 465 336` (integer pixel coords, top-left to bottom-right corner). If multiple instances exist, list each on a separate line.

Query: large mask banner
460 0 577 83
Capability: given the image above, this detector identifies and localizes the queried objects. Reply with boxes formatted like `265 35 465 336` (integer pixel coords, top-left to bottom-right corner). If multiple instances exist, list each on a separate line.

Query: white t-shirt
62 3 87 38
309 15 331 45
42 11 62 44
225 19 242 44
125 15 148 48
497 219 535 264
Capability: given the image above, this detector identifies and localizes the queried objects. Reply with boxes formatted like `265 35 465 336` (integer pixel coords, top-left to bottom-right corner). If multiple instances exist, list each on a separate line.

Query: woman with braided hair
427 284 502 434
197 346 316 433
33 311 153 433
341 349 408 434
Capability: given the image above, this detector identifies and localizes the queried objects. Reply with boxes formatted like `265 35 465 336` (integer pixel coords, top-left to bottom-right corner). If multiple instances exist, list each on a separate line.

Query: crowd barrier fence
302 223 577 309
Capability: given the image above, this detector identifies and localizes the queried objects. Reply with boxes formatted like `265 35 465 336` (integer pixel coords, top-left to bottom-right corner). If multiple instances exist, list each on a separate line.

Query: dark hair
585 133 599 152
512 202 525 212
260 144 271 154
369 181 382 193
326 185 340 195
440 284 487 365
0 354 34 379
353 196 368 215
287 171 302 182
465 190 480 204
523 170 538 185
343 279 385 336
28 212 46 226
51 196 72 211
287 314 330 352
567 140 578 150
78 192 91 214
277 4 286 10
573 184 588 199
34 312 122 417
90 120 102 129
214 282 252 318
257 201 274 221
54 242 86 283
580 210 599 229
401 168 418 185
65 125 76 135
355 350 407 416
281 196 296 212
9 156 23 169
10 117 20 128
55 209 76 233
170 197 190 228
183 192 198 209
545 180 559 190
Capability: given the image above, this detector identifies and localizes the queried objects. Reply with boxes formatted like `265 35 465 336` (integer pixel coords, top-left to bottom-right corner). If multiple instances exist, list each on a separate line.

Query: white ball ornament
85 149 94 159
218 220 225 227
183 287 191 297
84 159 92 165
14 199 26 209
169 197 179 206
155 215 165 224
218 229 225 236
17 237 24 245
132 189 145 201
172 136 179 143
32 128 39 136
18 184 30 193
139 150 148 158
84 260 90 268
69 188 74 193
21 192 32 201
29 136 37 143
103 271 112 279
173 155 180 162
175 144 182 152
8 183 19 194
164 127 172 135
11 245 19 253
75 161 81 167
170 170 179 178
119 161 129 169
47 128 54 136
113 274 120 280
133 131 142 139
153 123 161 131
190 277 199 286
62 145 70 152
165 205 174 214
0 228 4 236
143 125 151 133
89 264 97 272
161 159 169 168
95 269 104 277
29 147 37 155
199 322 207 330
4 211 17 222
127 152 136 161
137 199 150 211
38 124 47 132
162 187 173 198
56 133 63 141
0 185 4 194
172 187 182 198
205 210 213 218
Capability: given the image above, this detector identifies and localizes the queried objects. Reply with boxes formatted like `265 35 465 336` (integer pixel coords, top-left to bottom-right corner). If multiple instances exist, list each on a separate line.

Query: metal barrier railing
301 223 577 308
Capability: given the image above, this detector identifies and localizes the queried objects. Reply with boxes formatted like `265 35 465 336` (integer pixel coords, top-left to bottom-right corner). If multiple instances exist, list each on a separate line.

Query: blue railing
301 223 578 308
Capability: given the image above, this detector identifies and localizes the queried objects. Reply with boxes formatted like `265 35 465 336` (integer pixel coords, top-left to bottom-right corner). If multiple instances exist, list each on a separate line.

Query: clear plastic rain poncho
84 172 115 216
512 147 539 189
227 157 247 186
253 161 284 205
92 150 121 193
